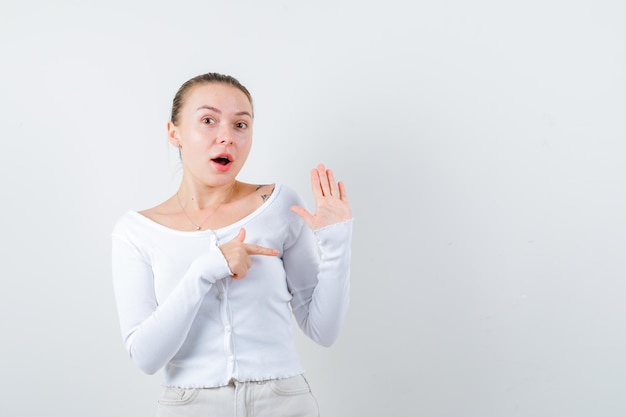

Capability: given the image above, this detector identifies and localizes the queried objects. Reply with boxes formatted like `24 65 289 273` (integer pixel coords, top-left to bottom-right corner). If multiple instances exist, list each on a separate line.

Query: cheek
181 127 204 143
238 143 252 157
236 140 253 161
236 133 253 148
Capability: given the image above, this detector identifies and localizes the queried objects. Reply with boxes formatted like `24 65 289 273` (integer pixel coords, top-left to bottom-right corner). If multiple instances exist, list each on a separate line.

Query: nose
217 127 234 145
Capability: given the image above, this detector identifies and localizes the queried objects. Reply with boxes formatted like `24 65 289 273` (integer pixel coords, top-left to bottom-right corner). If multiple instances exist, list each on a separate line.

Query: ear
167 121 180 148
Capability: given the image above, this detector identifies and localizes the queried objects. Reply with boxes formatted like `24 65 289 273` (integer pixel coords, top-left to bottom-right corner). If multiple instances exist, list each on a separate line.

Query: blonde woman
112 72 353 416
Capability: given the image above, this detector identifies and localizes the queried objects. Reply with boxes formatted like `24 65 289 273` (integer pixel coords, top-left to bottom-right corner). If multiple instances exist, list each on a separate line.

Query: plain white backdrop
1 1 625 416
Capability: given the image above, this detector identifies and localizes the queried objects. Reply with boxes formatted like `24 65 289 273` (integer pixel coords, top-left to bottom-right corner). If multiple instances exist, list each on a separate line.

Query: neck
177 180 238 210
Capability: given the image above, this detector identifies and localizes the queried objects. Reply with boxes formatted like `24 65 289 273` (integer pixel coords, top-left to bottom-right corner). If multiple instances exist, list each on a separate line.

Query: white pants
155 375 320 417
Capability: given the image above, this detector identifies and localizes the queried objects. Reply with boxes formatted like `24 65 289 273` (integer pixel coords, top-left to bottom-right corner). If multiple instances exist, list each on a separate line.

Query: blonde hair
170 73 254 125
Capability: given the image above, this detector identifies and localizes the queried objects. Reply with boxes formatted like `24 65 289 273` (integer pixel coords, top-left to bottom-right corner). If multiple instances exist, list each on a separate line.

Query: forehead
184 83 252 113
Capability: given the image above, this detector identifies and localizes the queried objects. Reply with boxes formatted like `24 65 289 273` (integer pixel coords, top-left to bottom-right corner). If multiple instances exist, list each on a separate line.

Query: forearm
287 219 353 347
112 237 231 374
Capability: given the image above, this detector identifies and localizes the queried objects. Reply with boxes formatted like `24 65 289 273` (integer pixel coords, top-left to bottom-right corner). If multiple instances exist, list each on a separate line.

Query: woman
112 72 353 416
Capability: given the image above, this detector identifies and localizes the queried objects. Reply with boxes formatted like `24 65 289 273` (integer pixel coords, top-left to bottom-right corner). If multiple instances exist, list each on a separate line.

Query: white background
1 1 625 416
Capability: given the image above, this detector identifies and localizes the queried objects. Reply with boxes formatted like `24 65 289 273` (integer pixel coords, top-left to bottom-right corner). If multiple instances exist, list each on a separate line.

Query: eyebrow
196 105 252 118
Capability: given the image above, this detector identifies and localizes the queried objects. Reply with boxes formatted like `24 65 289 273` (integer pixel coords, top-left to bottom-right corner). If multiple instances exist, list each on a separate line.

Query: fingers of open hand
318 164 340 198
338 181 348 202
290 205 314 227
326 167 340 197
312 164 341 198
310 168 324 200
316 164 332 197
304 164 352 229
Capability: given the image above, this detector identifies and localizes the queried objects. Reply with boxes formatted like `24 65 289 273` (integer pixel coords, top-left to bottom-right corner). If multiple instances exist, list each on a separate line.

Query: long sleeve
111 233 231 375
110 186 349 388
283 219 353 347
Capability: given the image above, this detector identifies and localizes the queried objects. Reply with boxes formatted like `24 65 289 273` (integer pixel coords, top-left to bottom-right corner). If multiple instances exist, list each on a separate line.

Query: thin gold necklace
176 182 237 231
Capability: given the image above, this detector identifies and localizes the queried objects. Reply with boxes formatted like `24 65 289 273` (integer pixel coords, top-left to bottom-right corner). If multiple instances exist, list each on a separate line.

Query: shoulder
251 183 276 201
256 183 307 218
273 183 305 205
111 210 154 239
112 211 136 233
239 182 305 209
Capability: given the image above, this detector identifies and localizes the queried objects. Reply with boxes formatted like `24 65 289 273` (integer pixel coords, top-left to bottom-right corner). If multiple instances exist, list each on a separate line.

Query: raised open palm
291 164 352 230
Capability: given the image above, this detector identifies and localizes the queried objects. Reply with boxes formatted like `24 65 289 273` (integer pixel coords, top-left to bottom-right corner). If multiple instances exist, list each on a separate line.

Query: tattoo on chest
256 185 275 202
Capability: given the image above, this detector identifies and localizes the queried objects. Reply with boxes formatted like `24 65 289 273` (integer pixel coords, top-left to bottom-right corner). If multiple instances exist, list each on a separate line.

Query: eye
236 121 248 129
202 117 215 124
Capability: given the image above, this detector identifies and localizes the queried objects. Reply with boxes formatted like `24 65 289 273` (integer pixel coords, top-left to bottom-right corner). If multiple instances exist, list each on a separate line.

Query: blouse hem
161 371 306 389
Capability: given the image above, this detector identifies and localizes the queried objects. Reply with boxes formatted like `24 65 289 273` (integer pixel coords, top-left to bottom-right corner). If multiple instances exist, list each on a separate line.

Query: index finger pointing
243 243 279 256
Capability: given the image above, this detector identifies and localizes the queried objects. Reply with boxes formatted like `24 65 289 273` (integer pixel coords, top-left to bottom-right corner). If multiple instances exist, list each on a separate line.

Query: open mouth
211 154 233 166
212 156 231 165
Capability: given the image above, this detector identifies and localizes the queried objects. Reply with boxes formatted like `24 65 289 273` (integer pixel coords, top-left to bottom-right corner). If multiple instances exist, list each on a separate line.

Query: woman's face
169 82 254 186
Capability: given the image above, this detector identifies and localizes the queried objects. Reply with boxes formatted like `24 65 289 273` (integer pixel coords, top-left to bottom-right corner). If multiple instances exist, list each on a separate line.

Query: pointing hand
219 228 278 279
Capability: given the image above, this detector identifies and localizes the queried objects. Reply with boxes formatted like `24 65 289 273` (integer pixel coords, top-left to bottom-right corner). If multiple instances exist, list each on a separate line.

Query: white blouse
111 184 352 388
